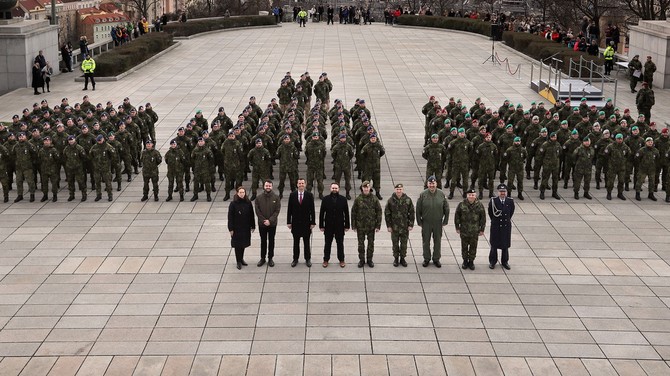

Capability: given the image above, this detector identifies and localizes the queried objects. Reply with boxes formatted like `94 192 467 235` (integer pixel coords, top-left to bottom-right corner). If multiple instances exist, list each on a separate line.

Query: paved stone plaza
0 21 670 375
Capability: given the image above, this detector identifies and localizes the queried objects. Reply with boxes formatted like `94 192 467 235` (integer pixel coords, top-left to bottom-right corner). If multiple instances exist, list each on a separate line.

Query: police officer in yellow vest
603 41 615 76
81 54 96 91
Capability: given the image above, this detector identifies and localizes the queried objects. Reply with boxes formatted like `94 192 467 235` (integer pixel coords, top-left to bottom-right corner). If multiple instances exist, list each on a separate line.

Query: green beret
540 128 548 133
583 136 591 142
513 136 521 142
609 115 616 119
523 110 530 115
531 101 536 105
431 134 438 139
550 132 557 137
516 104 523 108
598 111 605 115
615 133 623 139
606 98 612 102
632 126 639 131
444 119 452 124
457 128 465 133
505 124 513 129
571 129 578 135
464 113 471 118
581 97 587 101
561 120 568 125
573 107 579 111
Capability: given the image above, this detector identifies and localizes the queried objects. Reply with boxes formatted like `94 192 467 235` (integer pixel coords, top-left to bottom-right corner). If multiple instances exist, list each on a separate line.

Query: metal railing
530 54 564 92
568 55 618 106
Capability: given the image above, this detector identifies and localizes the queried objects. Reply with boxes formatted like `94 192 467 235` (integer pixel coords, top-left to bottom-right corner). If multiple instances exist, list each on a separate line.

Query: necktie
299 192 303 204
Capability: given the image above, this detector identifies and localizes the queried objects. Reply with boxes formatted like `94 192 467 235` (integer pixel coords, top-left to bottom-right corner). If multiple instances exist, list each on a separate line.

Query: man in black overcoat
488 183 515 270
319 182 350 268
287 178 316 267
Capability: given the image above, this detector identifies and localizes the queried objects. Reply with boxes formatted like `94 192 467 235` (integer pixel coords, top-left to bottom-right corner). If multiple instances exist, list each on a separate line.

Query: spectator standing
31 61 43 95
41 61 53 93
79 36 89 56
255 180 281 267
61 43 73 72
228 186 256 270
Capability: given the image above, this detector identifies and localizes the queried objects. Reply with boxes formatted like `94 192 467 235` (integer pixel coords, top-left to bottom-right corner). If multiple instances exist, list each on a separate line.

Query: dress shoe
434 260 442 268
236 262 242 270
339 261 346 268
291 260 298 267
400 257 407 267
257 259 266 267
268 259 275 267
422 260 429 267
393 257 399 267
468 260 475 270
502 263 511 270
322 261 328 268
358 260 365 268
489 263 495 269
462 259 469 269
306 259 312 267
240 259 248 266
584 192 592 200
367 260 374 268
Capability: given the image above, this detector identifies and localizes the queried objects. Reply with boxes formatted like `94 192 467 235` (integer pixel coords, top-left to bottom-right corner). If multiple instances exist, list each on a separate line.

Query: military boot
606 191 612 200
375 191 382 200
478 191 483 200
574 191 579 200
533 181 539 190
52 193 57 202
250 193 256 201
14 195 23 203
625 182 630 191
219 173 224 181
198 184 204 193
393 257 399 267
665 193 670 203
223 192 230 201
448 190 454 199
95 194 102 202
41 194 48 202
134 166 139 174
563 181 569 189
518 192 524 200
141 194 149 202
206 193 211 202
211 183 216 192
108 193 113 201
635 191 641 201
3 193 8 203
596 180 600 190
154 192 159 201
617 190 626 200
400 257 407 267
462 259 469 269
117 181 121 191
29 194 35 202
190 194 198 202
166 194 173 202
185 183 190 192
648 192 657 201
552 190 561 200
583 192 592 200
127 173 132 182
346 190 351 200
81 191 87 201
539 190 545 200
179 193 184 202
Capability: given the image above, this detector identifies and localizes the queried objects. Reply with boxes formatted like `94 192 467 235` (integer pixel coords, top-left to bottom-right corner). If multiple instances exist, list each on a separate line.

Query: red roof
81 13 128 24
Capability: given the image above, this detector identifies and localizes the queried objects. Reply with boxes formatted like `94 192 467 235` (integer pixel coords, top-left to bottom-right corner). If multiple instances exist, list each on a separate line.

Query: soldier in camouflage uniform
604 134 631 200
276 134 300 199
13 132 37 202
141 140 162 202
190 137 214 202
454 189 486 270
221 131 243 201
247 138 272 201
62 136 87 201
656 128 669 194
89 135 115 202
76 124 96 189
331 134 354 199
635 137 660 201
360 133 385 200
0 142 9 202
305 133 326 199
114 123 135 183
422 134 447 189
562 130 582 189
504 136 527 200
106 133 124 191
164 139 185 202
351 181 383 267
384 183 415 267
476 133 497 199
175 127 193 192
572 137 595 199
38 137 60 202
447 128 472 199
537 132 562 200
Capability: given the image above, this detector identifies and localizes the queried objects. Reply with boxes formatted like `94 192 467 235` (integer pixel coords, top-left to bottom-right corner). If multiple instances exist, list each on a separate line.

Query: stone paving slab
0 21 670 375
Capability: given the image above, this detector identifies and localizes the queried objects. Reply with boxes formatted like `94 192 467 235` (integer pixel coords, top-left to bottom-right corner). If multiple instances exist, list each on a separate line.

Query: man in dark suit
287 178 316 267
319 182 350 268
488 183 515 270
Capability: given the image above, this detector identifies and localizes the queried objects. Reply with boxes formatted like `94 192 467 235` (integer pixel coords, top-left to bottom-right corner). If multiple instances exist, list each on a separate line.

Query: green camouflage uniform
538 139 562 192
360 140 385 195
164 146 185 199
384 193 415 258
38 145 60 198
454 198 486 262
141 148 162 198
14 140 37 197
351 191 383 262
572 144 595 195
476 141 498 196
604 141 631 195
422 141 447 188
504 143 527 194
447 137 472 196
192 145 214 197
63 143 87 199
89 141 115 199
275 140 300 194
635 145 659 194
331 139 354 195
221 137 243 195
305 138 326 196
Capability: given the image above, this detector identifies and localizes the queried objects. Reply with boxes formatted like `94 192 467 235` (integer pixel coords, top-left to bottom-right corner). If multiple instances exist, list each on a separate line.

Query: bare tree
569 0 619 34
127 0 160 18
425 0 459 15
623 0 669 20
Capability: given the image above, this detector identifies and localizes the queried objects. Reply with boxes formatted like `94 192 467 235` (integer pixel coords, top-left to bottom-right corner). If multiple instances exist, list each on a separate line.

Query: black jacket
228 198 255 248
319 193 350 234
488 196 515 248
287 190 315 236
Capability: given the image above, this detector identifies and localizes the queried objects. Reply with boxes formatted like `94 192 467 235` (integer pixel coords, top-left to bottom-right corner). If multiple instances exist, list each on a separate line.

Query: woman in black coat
228 186 255 269
31 62 43 95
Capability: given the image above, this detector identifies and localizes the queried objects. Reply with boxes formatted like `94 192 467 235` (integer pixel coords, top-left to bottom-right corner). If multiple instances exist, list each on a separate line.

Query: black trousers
489 246 509 265
84 73 95 88
259 226 277 260
234 247 246 263
292 232 311 261
324 229 345 262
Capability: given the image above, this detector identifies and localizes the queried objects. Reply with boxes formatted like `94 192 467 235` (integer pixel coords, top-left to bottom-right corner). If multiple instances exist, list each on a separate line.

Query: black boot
3 193 8 203
223 192 230 201
95 194 102 202
185 183 190 192
564 182 569 189
108 193 113 201
574 191 579 200
462 259 469 269
206 193 211 202
517 192 524 200
375 191 382 200
250 193 256 201
607 191 612 200
154 192 159 202
596 180 600 190
127 174 132 182
583 192 592 200
666 194 670 203
478 191 483 200
166 195 173 202
533 181 538 190
393 257 399 267
190 194 198 202
648 193 657 201
625 182 630 191
448 191 454 199
81 192 87 202
552 190 561 200
52 193 57 202
617 191 626 200
14 195 23 203
539 190 545 200
400 257 407 267
141 194 148 201
117 181 121 191
29 194 35 202
635 192 641 201
346 191 351 200
41 194 48 202
179 193 184 202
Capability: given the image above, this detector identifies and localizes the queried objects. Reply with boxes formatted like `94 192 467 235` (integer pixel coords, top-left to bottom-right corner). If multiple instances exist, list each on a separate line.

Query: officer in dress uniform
488 183 515 270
